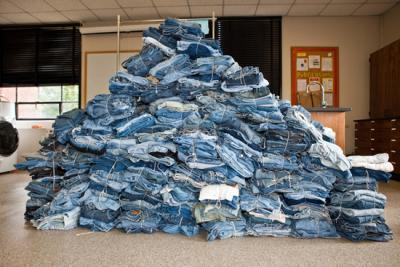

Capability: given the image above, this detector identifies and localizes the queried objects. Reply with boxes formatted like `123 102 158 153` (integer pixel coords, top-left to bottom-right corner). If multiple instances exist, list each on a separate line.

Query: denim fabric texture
16 18 393 242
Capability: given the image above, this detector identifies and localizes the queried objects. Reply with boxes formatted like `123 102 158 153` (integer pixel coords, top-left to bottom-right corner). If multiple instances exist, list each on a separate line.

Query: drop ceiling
0 0 398 25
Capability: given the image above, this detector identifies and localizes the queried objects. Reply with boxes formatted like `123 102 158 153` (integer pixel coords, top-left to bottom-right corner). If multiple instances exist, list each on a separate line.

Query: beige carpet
1 171 399 267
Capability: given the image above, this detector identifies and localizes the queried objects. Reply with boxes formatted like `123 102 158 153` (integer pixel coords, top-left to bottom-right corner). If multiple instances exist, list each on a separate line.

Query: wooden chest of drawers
354 118 400 174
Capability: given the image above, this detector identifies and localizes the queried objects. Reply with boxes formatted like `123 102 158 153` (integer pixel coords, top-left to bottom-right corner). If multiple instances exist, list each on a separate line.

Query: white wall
17 128 50 163
282 16 381 154
86 52 137 100
380 3 400 47
81 32 143 107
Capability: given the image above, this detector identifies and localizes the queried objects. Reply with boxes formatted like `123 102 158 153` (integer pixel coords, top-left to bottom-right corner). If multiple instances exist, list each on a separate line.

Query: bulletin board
291 47 339 107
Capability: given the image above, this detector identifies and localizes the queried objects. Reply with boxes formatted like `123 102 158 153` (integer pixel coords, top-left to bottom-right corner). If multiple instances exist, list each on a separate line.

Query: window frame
12 84 81 120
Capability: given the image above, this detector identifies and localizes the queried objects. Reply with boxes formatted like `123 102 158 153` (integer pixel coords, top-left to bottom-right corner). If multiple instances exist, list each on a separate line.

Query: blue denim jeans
116 113 156 137
149 54 192 84
203 218 247 241
116 209 161 233
109 71 150 96
86 94 136 126
350 168 392 182
158 204 199 237
122 44 165 76
177 40 222 59
31 206 81 230
160 18 204 39
143 27 177 49
53 109 86 144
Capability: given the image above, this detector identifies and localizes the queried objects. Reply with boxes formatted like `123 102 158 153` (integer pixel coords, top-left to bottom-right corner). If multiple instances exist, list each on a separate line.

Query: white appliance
0 102 18 173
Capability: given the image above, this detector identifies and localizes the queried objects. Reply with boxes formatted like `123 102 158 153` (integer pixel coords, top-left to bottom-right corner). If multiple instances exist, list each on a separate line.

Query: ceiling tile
224 5 257 16
46 0 87 11
12 0 55 12
353 3 397 15
153 0 187 7
31 11 70 23
92 8 129 20
330 0 365 3
117 0 153 7
0 0 23 13
190 5 222 17
224 0 259 4
124 7 159 19
0 15 11 23
81 0 119 9
367 0 399 3
256 5 291 16
157 6 190 17
1 12 40 23
62 10 99 22
295 0 330 3
259 0 294 3
189 0 223 5
288 4 326 15
321 4 361 16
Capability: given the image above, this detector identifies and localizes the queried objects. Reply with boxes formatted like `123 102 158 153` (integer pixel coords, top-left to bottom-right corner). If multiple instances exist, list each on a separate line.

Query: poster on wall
322 57 333 71
308 55 321 69
291 47 339 107
296 58 308 71
297 79 307 92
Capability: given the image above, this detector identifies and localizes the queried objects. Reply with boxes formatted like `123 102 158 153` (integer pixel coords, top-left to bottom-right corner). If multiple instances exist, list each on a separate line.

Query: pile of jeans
328 154 393 241
17 18 393 242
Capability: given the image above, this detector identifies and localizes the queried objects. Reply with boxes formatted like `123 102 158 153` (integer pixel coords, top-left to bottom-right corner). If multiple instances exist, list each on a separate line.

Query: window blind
216 17 282 96
0 25 81 86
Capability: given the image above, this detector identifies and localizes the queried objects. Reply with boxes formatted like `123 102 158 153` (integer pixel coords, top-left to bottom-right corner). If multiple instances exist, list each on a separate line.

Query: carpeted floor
1 171 399 267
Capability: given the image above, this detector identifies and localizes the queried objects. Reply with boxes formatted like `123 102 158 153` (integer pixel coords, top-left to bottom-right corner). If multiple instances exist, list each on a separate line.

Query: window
216 17 282 96
0 85 79 120
0 24 81 120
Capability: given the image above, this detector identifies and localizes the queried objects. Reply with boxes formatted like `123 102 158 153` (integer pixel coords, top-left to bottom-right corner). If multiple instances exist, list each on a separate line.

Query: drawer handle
391 119 397 122
392 162 397 165
392 128 397 131
371 128 375 131
371 121 375 123
371 138 375 141
370 148 375 151
391 150 396 153
391 139 397 142
355 138 358 140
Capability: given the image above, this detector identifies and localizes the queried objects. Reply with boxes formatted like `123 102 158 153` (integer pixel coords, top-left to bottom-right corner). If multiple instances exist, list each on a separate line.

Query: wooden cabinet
369 39 400 118
355 118 400 174
310 111 346 151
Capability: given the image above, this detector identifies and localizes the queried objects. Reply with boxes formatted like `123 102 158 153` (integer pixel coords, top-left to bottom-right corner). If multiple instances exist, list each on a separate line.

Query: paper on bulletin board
297 79 307 92
325 92 333 106
322 57 333 71
296 58 308 71
322 78 334 92
309 77 321 91
308 55 320 69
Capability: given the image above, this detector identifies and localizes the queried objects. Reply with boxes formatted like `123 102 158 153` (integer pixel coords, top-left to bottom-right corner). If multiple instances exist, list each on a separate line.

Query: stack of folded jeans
17 18 393 242
221 67 269 93
122 44 165 77
328 153 393 241
248 153 339 239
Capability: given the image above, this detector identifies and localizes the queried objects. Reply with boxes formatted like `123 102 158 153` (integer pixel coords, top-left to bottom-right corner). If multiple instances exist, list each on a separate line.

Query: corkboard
291 47 339 107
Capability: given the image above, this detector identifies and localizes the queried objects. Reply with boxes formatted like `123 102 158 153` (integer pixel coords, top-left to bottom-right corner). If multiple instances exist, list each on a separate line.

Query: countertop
306 107 351 112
